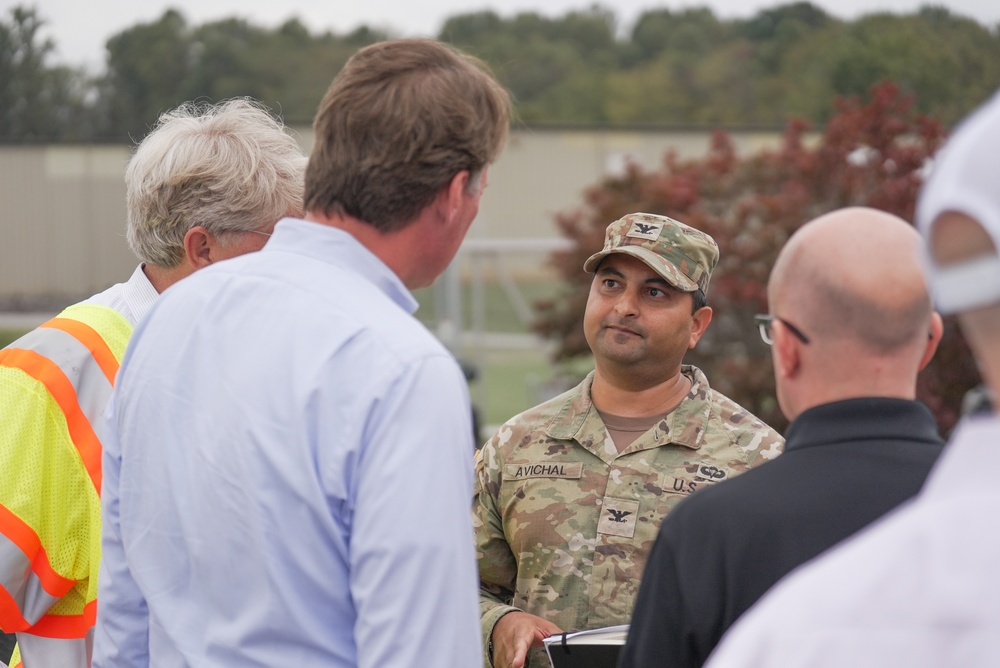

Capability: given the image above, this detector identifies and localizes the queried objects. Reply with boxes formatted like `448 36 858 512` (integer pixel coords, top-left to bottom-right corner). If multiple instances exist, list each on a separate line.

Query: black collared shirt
619 397 945 668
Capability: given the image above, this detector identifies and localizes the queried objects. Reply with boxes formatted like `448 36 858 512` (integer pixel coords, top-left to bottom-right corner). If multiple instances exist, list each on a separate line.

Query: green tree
0 5 95 142
629 7 731 65
9 3 1000 139
440 8 619 124
739 2 832 44
101 10 194 140
535 82 974 435
99 10 387 140
829 9 1000 125
184 17 377 122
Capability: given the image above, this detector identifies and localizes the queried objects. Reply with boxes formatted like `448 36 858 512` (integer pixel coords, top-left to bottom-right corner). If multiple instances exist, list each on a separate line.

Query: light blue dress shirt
94 218 481 667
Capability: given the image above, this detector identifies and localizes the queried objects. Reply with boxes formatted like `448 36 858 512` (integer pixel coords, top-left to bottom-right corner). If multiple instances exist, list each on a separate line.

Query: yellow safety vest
0 303 133 668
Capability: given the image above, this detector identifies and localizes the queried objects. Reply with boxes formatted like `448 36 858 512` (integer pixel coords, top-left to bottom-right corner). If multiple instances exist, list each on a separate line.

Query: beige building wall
0 146 132 305
0 127 791 304
292 125 796 243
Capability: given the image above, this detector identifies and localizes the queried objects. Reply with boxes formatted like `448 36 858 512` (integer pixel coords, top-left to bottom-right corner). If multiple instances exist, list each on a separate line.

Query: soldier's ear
688 306 712 349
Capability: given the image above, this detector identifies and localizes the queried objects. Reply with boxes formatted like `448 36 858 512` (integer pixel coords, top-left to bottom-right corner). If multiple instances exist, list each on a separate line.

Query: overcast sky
10 0 1000 70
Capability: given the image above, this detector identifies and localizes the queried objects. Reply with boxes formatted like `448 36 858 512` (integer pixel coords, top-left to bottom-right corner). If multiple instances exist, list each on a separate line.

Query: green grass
471 348 553 429
0 329 26 348
412 277 583 435
463 346 594 440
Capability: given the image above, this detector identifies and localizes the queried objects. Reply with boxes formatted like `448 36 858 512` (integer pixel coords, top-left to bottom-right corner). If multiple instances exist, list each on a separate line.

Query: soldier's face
584 254 710 380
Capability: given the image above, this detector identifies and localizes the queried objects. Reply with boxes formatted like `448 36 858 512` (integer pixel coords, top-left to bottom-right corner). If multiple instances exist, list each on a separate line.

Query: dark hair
691 289 707 313
305 39 511 232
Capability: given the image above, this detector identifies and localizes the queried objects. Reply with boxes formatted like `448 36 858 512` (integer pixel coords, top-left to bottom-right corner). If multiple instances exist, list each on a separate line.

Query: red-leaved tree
534 81 979 435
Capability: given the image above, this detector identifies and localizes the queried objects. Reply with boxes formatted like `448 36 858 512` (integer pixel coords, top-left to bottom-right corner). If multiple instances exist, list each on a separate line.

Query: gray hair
125 98 307 267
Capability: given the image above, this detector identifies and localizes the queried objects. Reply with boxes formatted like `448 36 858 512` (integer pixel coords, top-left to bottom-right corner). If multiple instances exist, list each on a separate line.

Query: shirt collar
545 365 711 453
124 264 160 326
784 397 942 453
265 217 418 314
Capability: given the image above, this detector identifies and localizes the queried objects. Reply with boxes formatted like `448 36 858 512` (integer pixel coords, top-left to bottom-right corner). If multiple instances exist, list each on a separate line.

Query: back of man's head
126 98 307 268
917 90 1000 401
304 39 511 233
767 207 938 416
771 207 933 355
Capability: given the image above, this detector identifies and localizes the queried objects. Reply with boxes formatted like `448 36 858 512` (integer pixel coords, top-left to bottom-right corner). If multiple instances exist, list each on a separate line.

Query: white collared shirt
82 264 159 326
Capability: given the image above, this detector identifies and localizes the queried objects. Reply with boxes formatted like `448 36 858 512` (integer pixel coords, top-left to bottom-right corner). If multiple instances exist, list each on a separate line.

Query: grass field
0 330 22 348
464 346 586 437
413 278 581 434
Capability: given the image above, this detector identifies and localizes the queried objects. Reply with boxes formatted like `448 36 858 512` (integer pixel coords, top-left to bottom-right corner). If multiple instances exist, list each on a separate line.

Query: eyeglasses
754 314 810 345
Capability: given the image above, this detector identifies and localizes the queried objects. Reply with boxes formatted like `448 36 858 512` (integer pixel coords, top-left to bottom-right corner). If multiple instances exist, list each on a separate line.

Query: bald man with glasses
620 206 946 668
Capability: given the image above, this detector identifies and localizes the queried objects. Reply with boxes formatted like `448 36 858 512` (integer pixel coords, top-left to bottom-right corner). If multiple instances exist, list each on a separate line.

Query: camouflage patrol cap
583 213 719 293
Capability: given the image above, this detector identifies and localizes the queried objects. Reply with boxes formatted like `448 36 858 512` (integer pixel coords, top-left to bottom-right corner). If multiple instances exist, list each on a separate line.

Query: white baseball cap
917 89 1000 315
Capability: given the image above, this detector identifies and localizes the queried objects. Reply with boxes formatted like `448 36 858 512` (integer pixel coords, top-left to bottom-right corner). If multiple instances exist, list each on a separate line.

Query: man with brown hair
93 39 510 668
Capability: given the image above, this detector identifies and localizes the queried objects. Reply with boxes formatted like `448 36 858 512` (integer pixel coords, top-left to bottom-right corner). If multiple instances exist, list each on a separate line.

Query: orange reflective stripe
0 588 95 639
0 349 102 495
0 506 76 603
0 591 95 640
40 317 120 386
0 581 30 632
24 599 96 639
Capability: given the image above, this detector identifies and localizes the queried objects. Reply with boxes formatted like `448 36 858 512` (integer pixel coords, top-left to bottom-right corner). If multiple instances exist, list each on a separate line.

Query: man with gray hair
704 90 1000 668
0 98 305 668
124 98 306 288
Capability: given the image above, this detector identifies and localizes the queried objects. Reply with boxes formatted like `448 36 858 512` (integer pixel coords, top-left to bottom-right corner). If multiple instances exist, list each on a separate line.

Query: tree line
2 2 999 143
534 82 977 436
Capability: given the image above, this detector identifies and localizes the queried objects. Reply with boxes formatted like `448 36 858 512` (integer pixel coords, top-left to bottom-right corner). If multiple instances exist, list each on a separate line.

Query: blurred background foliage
534 82 979 435
2 2 999 142
1 2 993 434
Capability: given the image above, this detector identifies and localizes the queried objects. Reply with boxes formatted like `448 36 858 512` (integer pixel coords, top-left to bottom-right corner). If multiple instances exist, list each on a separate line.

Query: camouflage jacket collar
545 365 712 459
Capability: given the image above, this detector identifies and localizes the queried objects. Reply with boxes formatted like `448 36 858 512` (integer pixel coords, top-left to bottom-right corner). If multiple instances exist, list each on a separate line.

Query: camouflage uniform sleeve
708 383 784 470
743 422 784 468
473 435 521 667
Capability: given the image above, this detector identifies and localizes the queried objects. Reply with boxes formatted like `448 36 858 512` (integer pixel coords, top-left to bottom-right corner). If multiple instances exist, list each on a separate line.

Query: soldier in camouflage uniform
474 212 784 668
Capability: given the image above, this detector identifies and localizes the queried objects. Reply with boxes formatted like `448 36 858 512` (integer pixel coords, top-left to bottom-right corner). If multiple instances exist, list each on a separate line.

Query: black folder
542 624 629 668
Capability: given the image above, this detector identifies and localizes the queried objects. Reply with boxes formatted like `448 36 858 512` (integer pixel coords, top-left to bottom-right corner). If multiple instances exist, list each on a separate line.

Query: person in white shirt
705 89 1000 668
93 39 511 668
